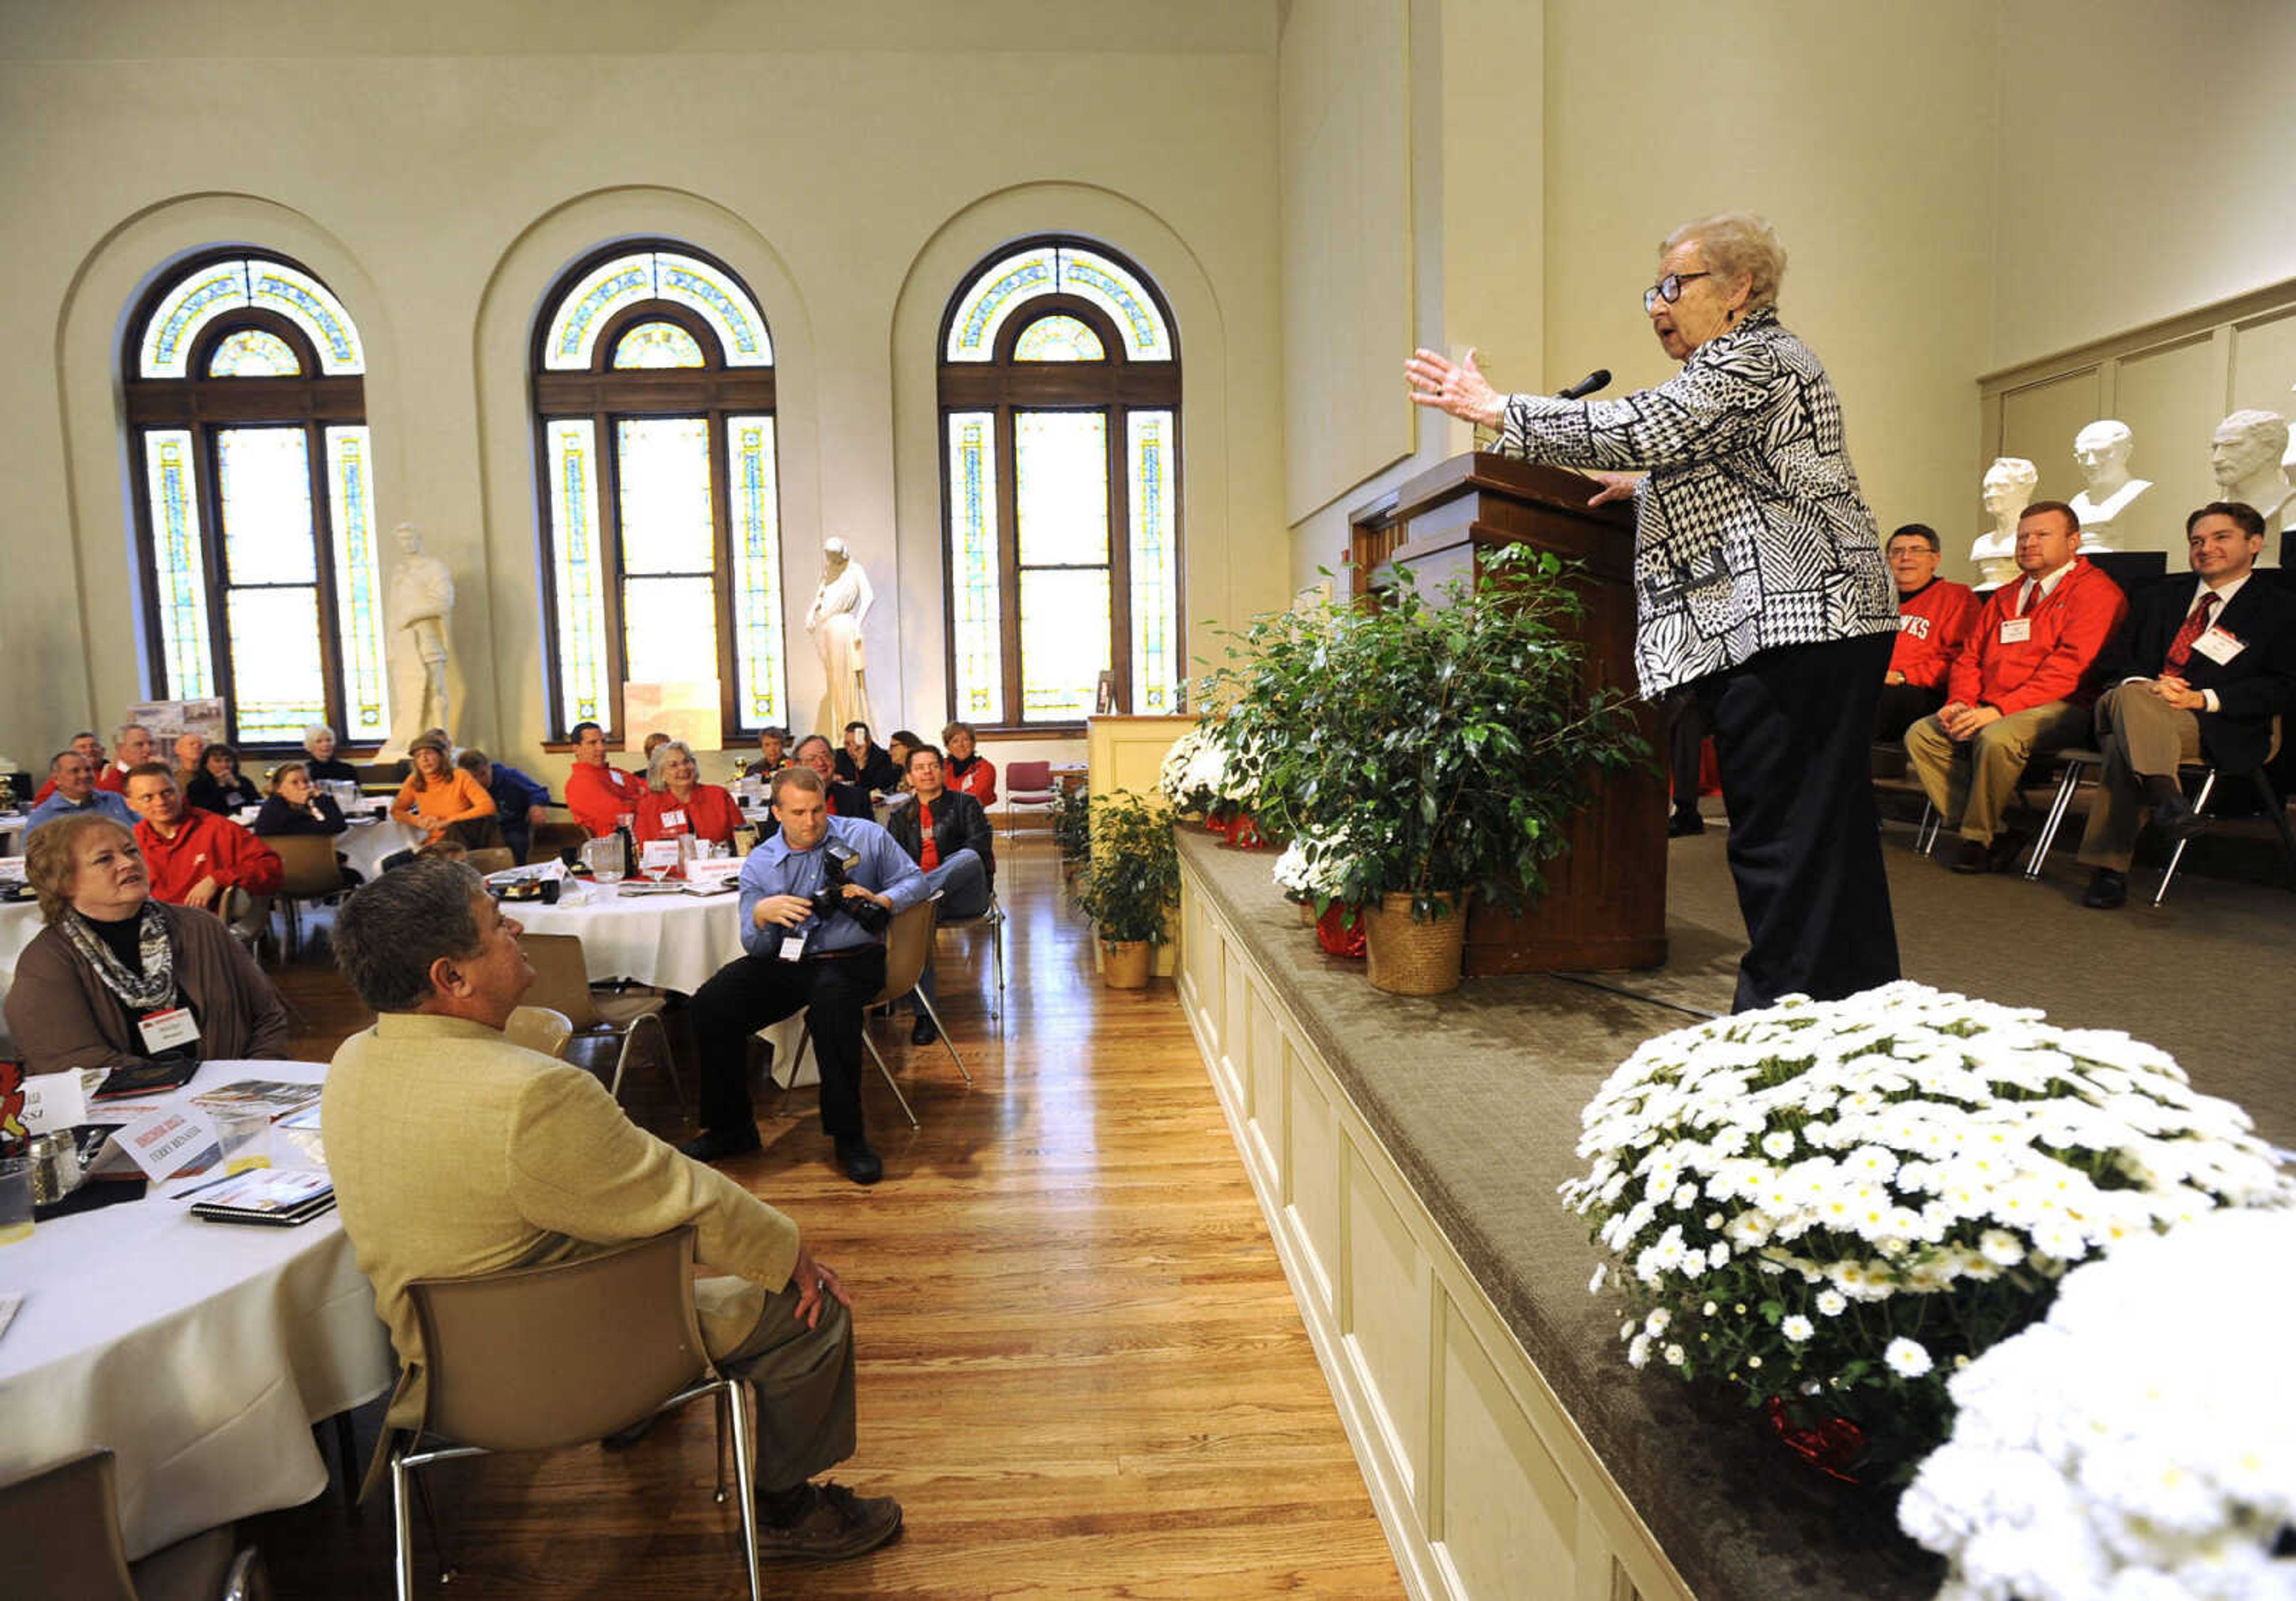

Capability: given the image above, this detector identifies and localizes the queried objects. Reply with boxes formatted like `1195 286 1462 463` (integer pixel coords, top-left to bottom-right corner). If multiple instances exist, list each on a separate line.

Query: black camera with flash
808 839 889 935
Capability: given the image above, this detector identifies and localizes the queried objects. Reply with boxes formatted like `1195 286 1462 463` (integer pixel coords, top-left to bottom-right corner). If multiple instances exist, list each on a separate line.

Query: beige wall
0 0 1287 776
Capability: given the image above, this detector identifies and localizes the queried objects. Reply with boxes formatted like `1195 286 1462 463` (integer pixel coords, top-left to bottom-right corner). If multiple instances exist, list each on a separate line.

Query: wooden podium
1349 452 1668 973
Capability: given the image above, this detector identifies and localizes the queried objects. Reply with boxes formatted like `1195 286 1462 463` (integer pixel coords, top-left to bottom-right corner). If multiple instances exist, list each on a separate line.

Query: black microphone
1555 368 1611 401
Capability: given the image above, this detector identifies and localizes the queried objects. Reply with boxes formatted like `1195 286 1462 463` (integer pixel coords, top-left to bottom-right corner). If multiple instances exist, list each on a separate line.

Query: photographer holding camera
683 765 926 1184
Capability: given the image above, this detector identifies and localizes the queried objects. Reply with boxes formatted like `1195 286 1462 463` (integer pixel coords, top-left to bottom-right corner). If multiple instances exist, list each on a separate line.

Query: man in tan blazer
324 857 901 1561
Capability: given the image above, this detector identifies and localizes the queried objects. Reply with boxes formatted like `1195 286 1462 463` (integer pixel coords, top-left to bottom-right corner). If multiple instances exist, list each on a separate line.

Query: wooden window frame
936 237 1183 736
530 243 781 744
123 252 374 756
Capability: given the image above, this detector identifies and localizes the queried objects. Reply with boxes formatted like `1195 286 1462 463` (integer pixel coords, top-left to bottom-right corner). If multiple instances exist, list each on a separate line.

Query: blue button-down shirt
735 814 926 958
26 788 136 833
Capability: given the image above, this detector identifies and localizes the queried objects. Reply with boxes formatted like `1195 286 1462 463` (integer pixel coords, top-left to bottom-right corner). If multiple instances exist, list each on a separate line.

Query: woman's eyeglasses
1643 271 1712 312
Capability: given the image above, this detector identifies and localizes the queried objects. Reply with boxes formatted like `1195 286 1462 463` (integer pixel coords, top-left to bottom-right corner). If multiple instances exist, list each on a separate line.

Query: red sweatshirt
1889 579 1981 690
565 762 646 838
135 810 283 902
634 784 742 848
1947 558 2127 716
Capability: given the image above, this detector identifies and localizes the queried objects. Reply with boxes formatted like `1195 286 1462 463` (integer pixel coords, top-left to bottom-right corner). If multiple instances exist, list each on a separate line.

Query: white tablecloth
0 1061 394 1559
511 886 748 995
0 898 44 1007
335 815 425 882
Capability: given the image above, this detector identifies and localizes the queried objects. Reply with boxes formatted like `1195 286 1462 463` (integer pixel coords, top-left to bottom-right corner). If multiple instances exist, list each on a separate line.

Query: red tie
2163 591 2219 673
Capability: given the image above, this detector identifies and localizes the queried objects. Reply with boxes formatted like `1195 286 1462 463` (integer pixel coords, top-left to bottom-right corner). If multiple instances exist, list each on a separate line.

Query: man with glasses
1877 523 1981 742
1904 502 2127 874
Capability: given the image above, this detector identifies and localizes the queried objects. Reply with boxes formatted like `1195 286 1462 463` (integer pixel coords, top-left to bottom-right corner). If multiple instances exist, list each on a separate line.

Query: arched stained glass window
124 250 388 747
532 240 786 739
938 236 1181 726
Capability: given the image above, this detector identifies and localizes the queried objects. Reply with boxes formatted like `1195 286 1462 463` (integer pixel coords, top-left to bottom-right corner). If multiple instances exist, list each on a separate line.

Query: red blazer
947 754 997 806
565 762 646 838
633 784 741 848
1947 559 2128 716
135 811 283 902
1889 579 1981 691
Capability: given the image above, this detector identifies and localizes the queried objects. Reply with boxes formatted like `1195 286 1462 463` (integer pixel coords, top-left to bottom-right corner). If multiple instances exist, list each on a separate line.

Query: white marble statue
1969 457 2039 590
805 537 875 739
2209 410 2292 531
2066 420 2153 552
378 523 453 759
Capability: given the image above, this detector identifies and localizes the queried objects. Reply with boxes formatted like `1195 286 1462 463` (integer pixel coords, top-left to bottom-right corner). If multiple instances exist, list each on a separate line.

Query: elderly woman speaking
1405 212 1899 1010
4 812 292 1076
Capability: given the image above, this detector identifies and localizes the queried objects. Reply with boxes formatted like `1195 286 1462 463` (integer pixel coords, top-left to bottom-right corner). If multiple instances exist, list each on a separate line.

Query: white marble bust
2066 420 2152 552
1969 457 2038 589
2210 410 2292 531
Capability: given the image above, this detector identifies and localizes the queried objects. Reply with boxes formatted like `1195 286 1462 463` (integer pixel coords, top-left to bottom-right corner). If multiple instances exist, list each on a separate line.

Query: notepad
187 1168 337 1227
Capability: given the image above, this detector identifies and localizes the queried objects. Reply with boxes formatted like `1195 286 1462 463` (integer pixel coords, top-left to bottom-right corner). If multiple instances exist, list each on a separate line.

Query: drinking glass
216 1111 272 1175
0 1157 33 1244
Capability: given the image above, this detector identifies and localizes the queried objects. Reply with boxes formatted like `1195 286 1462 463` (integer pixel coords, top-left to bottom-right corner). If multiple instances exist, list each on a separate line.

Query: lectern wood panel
1351 453 1668 973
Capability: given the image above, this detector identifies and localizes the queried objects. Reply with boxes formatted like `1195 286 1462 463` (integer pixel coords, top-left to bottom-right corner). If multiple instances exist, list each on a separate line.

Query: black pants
1693 632 1900 1012
1667 693 1708 818
691 946 888 1140
1873 682 1945 744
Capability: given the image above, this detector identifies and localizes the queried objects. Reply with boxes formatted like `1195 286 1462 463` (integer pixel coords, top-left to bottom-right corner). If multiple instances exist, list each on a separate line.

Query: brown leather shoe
755 1481 903 1562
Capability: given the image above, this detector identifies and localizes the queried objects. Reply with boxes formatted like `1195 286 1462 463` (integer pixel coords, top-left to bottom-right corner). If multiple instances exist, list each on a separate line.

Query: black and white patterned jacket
1495 308 1897 698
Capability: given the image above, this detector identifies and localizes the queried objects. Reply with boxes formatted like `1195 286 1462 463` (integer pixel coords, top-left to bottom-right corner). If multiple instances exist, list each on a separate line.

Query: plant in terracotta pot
1222 546 1645 995
1070 790 1178 989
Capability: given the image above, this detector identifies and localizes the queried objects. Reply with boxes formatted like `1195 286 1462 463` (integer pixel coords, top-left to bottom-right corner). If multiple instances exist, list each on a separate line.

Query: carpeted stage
1177 814 2294 1601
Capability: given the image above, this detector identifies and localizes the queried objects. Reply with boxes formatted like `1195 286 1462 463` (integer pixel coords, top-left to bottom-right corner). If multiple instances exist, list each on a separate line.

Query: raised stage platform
1174 819 2296 1601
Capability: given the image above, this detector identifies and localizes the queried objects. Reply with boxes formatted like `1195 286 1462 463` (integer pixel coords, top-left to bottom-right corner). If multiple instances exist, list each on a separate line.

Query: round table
334 815 425 882
509 884 749 995
0 1060 394 1559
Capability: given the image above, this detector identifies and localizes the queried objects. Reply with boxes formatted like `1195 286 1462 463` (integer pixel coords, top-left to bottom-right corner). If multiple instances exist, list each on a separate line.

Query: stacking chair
780 894 972 1130
0 1449 267 1600
268 833 348 961
517 932 683 1110
934 888 1007 1019
465 846 517 878
503 1004 574 1059
1002 760 1058 838
389 1229 762 1601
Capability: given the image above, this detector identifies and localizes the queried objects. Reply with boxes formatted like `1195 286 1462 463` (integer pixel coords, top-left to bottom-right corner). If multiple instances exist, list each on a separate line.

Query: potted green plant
1202 545 1647 995
1051 781 1092 876
1069 790 1179 989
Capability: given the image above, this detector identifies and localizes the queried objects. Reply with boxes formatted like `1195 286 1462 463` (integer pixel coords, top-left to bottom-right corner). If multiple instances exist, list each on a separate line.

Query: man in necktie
2075 501 2296 908
1904 501 2129 873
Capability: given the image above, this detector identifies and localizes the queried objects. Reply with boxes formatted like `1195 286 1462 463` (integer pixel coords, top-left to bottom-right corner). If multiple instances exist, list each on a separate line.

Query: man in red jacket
564 720 646 838
1904 502 2127 874
121 762 283 939
1876 524 1982 742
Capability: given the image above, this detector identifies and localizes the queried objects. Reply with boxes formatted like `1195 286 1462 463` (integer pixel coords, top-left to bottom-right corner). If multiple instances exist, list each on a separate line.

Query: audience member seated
883 744 993 1045
2075 500 2296 909
100 723 155 793
636 738 741 853
1906 501 2127 874
185 743 264 815
26 749 136 833
4 812 291 1076
253 760 350 838
835 722 901 794
322 859 902 1560
28 730 104 805
392 735 502 850
300 722 361 784
171 731 208 788
883 731 923 794
942 721 997 805
642 731 671 763
744 725 792 778
565 720 647 837
794 735 874 820
683 766 926 1185
123 763 283 940
1878 523 1982 742
456 748 551 864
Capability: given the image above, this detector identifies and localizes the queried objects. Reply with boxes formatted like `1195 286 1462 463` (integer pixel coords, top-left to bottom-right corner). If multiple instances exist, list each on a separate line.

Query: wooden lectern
1348 452 1668 973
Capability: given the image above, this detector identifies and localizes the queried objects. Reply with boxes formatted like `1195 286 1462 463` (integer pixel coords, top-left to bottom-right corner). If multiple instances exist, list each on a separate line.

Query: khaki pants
2075 681 2203 872
708 1275 859 1493
1904 700 2089 844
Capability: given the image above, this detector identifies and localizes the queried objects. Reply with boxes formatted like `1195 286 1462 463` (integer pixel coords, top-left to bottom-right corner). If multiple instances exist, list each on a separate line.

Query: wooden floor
248 836 1404 1599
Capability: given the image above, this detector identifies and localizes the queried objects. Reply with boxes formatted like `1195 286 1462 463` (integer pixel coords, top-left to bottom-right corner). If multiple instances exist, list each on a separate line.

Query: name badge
661 809 688 831
2191 626 2245 665
1999 618 2032 644
778 930 810 963
139 1006 200 1053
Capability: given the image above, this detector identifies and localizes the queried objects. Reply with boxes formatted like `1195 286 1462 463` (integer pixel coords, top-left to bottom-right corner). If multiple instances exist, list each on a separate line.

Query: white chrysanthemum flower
1662 1343 1686 1368
1885 1337 1934 1379
1815 1288 1848 1316
1781 1315 1815 1342
1588 1264 1607 1295
1626 1333 1651 1369
1644 1308 1670 1337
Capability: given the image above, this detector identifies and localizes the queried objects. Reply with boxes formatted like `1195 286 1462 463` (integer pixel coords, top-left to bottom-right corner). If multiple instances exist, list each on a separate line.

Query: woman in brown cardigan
3 812 292 1076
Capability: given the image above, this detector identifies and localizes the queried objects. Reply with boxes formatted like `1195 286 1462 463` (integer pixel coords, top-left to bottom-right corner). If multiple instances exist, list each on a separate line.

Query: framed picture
1093 671 1116 716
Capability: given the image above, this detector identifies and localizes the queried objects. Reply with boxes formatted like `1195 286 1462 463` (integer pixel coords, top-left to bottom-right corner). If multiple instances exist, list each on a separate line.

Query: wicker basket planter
1361 891 1470 995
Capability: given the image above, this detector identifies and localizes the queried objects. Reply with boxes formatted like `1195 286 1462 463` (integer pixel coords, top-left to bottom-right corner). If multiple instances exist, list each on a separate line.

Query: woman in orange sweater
390 737 501 847
633 739 742 853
